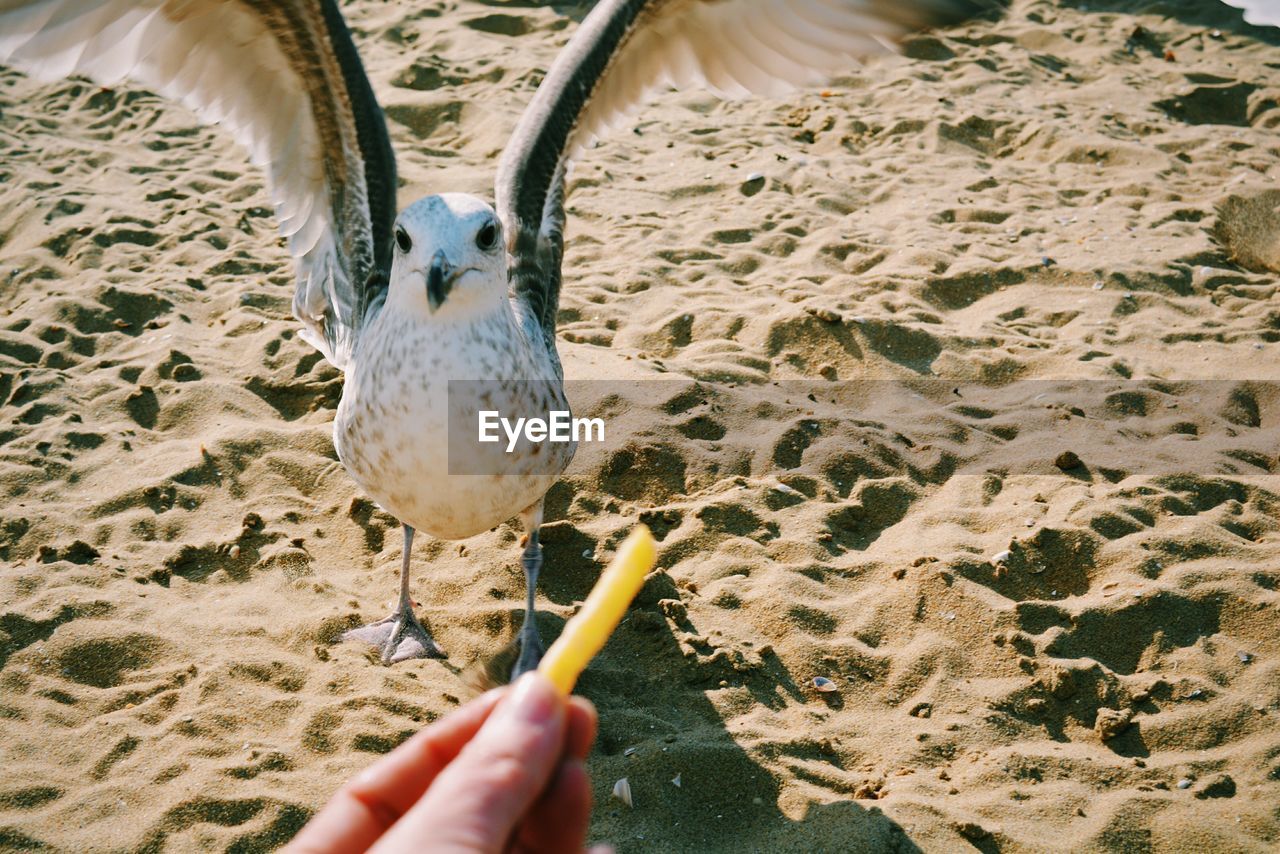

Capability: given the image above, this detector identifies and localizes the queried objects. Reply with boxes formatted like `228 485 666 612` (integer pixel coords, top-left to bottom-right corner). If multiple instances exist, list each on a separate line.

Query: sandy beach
2 0 1280 850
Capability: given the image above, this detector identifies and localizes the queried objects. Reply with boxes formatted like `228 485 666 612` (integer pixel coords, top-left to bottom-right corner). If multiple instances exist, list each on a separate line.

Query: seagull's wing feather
0 0 396 369
1221 0 1280 27
495 0 989 336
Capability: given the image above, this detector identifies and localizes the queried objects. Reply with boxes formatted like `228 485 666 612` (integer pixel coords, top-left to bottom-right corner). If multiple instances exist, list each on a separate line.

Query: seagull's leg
343 524 444 664
512 503 545 679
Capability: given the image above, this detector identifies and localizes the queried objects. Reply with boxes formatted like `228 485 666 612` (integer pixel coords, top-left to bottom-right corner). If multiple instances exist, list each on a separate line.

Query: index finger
285 688 506 854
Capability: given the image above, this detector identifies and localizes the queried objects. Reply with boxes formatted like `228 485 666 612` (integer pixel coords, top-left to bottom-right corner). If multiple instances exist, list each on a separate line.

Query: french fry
539 525 658 695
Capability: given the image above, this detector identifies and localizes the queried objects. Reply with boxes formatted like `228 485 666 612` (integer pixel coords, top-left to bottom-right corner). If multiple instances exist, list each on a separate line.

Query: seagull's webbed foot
343 524 444 665
344 606 444 665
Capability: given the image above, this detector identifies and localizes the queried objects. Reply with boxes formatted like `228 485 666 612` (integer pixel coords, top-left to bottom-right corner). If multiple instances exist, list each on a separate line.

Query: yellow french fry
539 525 658 695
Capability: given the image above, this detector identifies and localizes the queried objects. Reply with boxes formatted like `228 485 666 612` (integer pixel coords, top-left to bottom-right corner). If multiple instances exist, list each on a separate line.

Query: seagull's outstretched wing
0 0 396 369
495 0 990 338
1221 0 1280 26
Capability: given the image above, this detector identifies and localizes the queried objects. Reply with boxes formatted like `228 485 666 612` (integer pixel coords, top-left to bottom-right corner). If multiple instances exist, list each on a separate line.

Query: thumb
372 673 568 853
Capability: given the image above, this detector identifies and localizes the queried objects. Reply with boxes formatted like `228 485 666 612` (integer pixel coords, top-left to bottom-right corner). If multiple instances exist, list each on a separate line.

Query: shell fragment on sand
612 777 633 808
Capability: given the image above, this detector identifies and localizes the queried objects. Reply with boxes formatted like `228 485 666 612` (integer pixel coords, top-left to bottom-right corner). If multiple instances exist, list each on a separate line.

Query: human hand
286 673 599 853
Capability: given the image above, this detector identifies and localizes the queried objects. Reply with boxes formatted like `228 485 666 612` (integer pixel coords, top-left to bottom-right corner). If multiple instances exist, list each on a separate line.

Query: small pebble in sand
229 545 241 560
991 550 1011 565
1177 778 1193 790
812 676 838 692
1238 651 1253 663
1095 707 1133 741
1054 450 1082 471
1092 280 1104 290
612 777 633 808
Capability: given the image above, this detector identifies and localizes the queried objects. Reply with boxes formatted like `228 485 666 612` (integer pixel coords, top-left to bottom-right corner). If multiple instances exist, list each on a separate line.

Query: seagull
0 0 989 675
1222 0 1280 26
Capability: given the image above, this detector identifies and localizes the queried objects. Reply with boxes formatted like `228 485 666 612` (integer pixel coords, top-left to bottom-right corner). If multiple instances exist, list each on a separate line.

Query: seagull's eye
395 227 412 253
476 221 498 252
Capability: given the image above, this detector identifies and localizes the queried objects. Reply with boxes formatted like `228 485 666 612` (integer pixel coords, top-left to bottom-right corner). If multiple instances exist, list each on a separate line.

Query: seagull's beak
426 249 453 313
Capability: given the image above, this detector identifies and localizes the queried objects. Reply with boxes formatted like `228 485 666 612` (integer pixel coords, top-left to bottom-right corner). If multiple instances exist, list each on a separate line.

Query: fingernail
497 672 558 725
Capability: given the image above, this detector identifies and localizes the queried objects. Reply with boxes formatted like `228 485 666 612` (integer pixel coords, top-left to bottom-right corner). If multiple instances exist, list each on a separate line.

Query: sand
2 0 1280 850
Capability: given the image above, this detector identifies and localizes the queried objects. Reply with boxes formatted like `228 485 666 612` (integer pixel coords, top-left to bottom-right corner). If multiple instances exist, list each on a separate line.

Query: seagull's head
389 193 506 319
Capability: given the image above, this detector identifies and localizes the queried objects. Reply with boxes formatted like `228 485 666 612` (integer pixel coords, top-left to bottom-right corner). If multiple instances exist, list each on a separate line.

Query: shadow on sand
475 533 930 854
